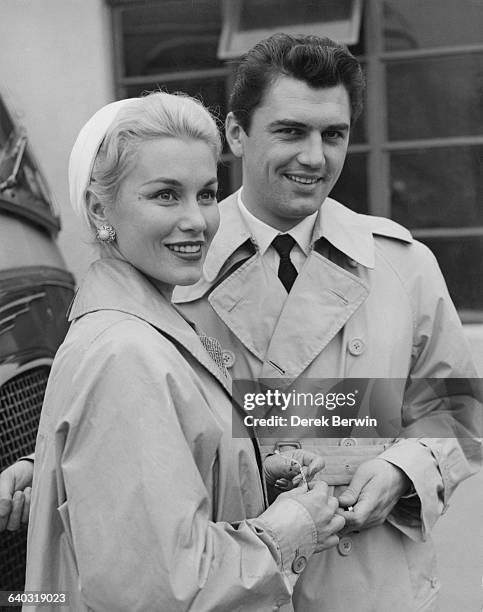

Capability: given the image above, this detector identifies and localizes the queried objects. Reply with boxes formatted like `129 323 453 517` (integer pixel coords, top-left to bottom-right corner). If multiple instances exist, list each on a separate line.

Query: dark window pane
384 0 483 51
387 54 483 140
240 0 356 30
121 1 222 77
350 112 365 144
390 146 483 229
126 77 228 118
330 152 368 213
217 159 234 202
421 236 483 312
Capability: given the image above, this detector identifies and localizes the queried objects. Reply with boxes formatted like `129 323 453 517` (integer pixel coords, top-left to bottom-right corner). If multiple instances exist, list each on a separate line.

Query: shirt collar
237 189 317 256
202 190 412 282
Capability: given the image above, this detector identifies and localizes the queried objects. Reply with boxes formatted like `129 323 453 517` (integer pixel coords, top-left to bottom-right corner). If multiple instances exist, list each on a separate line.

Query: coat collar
202 190 413 282
68 258 231 393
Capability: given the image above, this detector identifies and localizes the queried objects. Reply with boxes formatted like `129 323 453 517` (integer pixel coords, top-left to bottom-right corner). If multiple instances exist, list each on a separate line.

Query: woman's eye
153 190 176 202
198 190 217 204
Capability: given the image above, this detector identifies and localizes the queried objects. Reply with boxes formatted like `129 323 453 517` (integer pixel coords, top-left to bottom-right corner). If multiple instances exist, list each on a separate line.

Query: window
109 0 483 318
218 0 362 59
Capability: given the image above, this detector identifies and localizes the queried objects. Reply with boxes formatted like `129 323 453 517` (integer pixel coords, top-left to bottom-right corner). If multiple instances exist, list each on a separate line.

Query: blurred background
0 1 482 610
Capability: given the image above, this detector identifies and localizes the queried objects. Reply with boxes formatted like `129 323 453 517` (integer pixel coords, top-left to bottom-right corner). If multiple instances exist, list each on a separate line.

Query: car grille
0 365 49 593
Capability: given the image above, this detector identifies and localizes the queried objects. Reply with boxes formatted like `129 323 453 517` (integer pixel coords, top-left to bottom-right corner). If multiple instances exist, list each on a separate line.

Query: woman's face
108 137 219 295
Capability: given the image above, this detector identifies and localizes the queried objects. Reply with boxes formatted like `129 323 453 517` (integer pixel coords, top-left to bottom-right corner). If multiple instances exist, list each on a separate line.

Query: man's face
226 76 351 231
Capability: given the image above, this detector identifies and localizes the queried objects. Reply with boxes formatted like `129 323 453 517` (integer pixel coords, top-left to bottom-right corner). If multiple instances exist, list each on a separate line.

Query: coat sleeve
57 319 316 612
378 241 482 541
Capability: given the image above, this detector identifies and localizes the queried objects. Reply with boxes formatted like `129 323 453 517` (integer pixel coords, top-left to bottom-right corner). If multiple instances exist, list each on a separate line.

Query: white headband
68 98 138 226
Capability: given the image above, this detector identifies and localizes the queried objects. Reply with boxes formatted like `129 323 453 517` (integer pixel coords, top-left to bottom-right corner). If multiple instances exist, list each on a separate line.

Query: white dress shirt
237 190 318 355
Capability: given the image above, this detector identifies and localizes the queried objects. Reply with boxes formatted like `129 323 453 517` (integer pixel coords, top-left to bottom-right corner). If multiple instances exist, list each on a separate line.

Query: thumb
338 474 366 507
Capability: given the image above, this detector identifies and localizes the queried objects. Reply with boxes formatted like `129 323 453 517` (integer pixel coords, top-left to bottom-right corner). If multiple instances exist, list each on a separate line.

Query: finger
0 498 13 532
337 471 370 507
0 467 15 499
329 513 346 533
306 457 325 478
7 491 24 531
307 479 328 493
327 495 339 514
315 533 339 553
275 478 292 491
21 487 31 524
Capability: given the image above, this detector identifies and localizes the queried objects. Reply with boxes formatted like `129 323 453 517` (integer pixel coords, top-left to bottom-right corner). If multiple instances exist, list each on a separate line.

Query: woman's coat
24 258 312 612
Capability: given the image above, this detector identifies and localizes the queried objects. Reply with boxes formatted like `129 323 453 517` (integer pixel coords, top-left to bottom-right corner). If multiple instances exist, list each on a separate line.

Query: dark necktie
272 234 298 293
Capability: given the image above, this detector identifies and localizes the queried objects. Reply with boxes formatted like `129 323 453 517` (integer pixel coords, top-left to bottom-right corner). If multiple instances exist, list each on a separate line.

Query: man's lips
284 173 323 185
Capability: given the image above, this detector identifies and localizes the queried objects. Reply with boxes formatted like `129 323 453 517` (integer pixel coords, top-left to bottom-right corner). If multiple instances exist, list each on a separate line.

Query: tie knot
272 234 296 259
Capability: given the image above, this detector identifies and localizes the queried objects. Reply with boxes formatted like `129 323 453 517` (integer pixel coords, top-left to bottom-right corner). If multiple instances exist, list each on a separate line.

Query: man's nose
178 199 207 233
297 132 325 168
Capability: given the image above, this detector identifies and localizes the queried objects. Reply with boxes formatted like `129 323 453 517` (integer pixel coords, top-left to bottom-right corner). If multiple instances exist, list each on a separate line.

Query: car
0 95 75 591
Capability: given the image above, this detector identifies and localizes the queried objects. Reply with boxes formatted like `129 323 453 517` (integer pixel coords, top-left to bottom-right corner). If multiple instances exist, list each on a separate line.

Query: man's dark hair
229 33 365 133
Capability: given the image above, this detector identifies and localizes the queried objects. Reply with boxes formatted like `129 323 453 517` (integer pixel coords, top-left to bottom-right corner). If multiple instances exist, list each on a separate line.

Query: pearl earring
96 224 116 243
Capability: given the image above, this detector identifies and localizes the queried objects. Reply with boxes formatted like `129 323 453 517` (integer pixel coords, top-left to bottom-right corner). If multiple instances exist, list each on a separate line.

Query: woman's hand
263 449 325 491
0 460 34 532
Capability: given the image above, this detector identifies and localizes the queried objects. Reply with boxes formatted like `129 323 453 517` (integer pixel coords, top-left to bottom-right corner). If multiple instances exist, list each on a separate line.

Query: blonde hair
77 92 221 234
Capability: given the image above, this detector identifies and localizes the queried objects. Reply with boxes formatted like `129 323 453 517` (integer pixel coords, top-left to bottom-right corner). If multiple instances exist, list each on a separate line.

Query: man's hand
336 458 411 534
0 460 34 532
278 481 345 552
264 450 325 490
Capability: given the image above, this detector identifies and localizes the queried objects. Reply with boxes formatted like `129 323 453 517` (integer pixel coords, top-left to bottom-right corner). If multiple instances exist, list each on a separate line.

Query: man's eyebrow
268 119 307 130
326 123 350 132
267 120 350 131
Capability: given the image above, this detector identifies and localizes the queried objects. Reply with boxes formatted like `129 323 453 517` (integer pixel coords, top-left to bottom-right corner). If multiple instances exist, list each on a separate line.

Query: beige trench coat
24 258 318 612
174 193 481 612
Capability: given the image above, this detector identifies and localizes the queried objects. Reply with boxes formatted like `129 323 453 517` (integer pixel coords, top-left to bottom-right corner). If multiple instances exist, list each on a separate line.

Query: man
172 34 481 611
1 33 480 611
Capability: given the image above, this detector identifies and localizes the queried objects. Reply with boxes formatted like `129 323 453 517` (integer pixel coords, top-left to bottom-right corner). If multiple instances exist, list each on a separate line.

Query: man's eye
278 128 300 136
198 190 217 203
324 130 344 140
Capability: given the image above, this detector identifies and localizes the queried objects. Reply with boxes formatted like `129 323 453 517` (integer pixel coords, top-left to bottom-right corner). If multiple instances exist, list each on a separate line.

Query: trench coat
24 258 318 612
173 192 482 612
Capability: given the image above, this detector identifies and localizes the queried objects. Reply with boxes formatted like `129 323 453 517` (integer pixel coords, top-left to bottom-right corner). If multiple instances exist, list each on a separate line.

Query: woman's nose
178 199 207 233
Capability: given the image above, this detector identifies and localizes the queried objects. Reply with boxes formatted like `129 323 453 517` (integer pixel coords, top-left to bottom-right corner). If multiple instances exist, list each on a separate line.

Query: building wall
0 2 481 608
0 0 114 283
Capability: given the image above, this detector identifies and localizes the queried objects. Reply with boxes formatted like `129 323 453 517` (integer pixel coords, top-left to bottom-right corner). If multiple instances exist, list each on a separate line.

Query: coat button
339 438 357 447
348 338 365 356
222 350 235 368
291 555 307 574
338 536 353 556
430 577 439 589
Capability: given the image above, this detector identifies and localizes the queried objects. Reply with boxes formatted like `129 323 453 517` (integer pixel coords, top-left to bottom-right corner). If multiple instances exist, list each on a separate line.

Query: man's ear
225 112 246 158
85 190 108 227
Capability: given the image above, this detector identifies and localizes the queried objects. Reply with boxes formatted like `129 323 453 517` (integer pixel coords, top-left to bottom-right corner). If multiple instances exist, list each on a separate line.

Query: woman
23 93 343 611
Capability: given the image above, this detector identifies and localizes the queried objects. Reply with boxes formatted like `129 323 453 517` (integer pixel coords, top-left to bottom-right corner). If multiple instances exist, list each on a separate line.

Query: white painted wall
0 0 115 284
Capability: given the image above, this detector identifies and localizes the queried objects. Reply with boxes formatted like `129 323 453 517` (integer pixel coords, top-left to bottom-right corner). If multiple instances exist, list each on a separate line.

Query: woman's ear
85 190 108 227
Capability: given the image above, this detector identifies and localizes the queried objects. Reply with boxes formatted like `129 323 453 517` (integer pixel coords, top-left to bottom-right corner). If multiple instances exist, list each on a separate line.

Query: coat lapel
260 251 369 383
208 253 287 361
